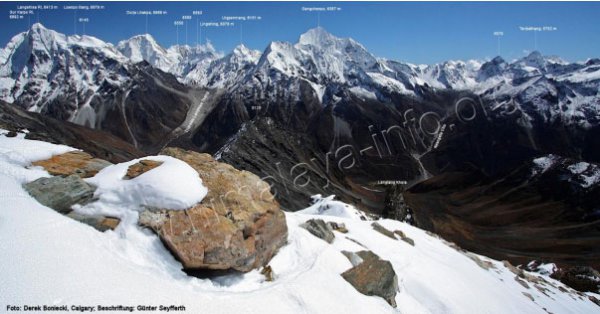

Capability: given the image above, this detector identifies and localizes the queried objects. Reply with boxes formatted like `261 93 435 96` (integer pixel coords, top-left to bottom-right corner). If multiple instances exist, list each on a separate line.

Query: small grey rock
67 212 120 232
372 222 397 240
394 230 415 246
301 219 335 243
24 175 95 213
341 250 399 307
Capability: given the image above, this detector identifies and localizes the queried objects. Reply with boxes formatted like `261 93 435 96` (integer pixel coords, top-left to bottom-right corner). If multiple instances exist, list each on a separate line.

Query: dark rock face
188 79 599 215
341 250 398 307
0 102 143 163
24 175 95 214
381 184 413 223
175 86 600 298
188 90 463 212
300 219 335 243
94 63 194 152
405 156 600 268
551 266 600 293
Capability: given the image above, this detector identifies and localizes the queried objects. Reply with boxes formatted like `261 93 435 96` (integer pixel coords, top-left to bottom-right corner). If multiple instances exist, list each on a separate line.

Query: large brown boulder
139 147 288 272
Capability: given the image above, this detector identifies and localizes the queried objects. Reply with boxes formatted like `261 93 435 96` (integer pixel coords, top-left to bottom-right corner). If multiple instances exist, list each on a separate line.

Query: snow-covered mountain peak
117 34 166 62
0 22 135 118
118 33 159 46
477 56 508 81
24 23 66 51
182 43 257 88
297 27 339 47
490 56 507 64
233 43 250 54
513 51 573 74
117 33 172 70
519 51 548 70
117 33 222 76
232 44 262 61
24 23 119 57
28 22 58 40
257 41 301 75
296 27 373 60
28 22 64 42
1 22 125 76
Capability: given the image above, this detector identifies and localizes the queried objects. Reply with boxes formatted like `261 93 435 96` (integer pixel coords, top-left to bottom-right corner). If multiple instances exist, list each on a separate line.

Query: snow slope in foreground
0 131 598 314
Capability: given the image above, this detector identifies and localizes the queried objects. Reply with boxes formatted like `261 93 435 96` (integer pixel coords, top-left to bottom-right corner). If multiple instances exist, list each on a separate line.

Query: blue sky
1 1 599 64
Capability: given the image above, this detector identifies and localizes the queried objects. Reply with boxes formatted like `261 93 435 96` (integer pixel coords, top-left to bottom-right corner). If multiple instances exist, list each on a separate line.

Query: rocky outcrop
341 250 399 307
381 184 414 224
551 266 600 293
32 151 112 178
138 147 288 272
24 175 96 214
300 219 335 243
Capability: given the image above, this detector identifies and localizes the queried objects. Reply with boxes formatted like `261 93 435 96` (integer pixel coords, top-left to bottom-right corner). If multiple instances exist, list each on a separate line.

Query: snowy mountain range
116 33 222 77
1 24 599 303
1 23 599 129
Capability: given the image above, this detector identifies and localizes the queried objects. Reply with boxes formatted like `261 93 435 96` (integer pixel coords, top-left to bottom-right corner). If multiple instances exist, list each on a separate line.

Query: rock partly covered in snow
300 218 335 243
24 175 95 214
341 250 399 307
138 147 288 272
124 159 163 179
22 150 120 232
532 154 600 189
